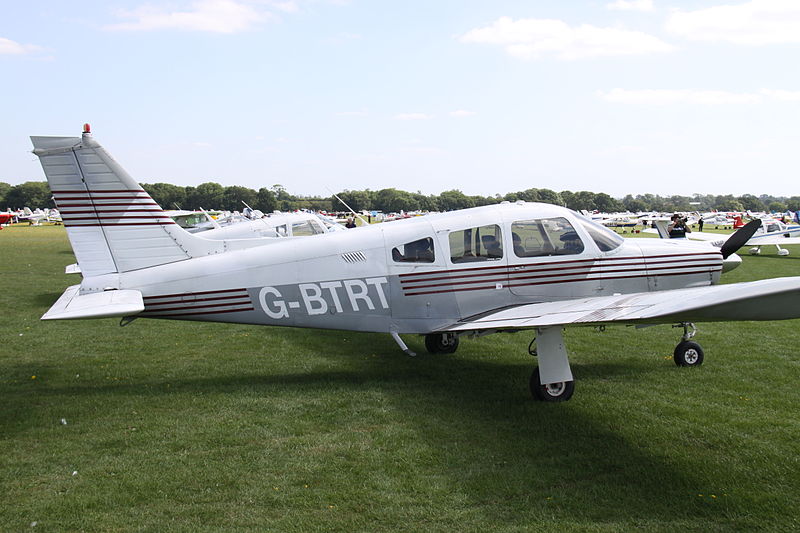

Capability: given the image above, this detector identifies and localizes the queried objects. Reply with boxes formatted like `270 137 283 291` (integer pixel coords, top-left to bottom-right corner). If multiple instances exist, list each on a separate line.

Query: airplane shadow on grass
1 327 736 528
32 292 65 307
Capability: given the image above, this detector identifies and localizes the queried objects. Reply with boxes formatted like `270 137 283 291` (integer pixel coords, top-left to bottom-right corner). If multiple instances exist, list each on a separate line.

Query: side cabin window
392 237 435 263
511 218 584 257
449 224 503 263
576 217 623 252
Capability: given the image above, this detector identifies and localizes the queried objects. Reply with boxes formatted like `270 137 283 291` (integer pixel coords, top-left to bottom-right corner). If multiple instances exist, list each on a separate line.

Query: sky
2 0 800 199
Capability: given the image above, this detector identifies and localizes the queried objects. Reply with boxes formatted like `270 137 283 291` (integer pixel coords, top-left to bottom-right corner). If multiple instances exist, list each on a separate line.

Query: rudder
31 129 222 276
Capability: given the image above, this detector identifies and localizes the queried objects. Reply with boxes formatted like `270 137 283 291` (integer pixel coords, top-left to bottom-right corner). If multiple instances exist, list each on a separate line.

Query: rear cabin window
449 224 503 263
291 220 324 236
511 218 584 257
392 237 435 263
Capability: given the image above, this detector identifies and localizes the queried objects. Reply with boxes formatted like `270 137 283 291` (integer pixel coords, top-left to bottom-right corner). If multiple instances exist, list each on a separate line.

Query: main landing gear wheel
673 341 704 367
424 333 459 354
529 367 574 402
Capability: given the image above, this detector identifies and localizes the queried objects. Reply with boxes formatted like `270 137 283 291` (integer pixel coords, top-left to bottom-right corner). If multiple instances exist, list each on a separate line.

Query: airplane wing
439 277 800 332
639 227 723 241
687 232 800 247
685 231 728 244
746 235 800 246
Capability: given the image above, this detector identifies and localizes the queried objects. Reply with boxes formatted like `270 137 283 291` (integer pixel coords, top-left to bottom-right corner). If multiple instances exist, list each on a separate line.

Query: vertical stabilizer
31 130 223 276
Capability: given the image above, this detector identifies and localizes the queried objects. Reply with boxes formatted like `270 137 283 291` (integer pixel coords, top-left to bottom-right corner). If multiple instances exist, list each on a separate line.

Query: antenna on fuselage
199 207 221 230
328 188 369 226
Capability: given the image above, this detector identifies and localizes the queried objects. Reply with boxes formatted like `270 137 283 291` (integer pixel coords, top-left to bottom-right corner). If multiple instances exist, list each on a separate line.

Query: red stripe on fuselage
403 268 721 296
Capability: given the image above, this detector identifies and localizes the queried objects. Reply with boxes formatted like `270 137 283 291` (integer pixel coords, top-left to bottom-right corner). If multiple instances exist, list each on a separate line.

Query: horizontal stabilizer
42 285 144 320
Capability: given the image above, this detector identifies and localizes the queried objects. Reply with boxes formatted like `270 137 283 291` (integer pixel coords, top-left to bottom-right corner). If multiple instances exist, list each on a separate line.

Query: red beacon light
83 123 91 134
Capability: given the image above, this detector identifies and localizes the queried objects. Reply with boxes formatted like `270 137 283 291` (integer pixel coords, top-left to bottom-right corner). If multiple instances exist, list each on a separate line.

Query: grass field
2 225 799 532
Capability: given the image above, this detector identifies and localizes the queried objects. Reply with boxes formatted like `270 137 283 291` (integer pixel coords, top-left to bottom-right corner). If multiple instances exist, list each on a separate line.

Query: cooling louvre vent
341 251 367 263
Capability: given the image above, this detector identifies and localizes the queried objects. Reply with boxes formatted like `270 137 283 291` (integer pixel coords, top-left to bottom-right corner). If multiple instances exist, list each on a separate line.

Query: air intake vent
341 251 367 263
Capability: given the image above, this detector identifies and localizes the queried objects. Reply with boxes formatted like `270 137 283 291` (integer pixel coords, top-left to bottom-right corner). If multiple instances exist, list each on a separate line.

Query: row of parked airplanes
591 211 759 228
0 207 62 226
587 211 800 257
24 125 800 402
8 202 800 262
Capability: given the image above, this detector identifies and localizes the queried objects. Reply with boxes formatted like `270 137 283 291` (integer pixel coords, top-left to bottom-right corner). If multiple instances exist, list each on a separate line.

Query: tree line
2 180 800 214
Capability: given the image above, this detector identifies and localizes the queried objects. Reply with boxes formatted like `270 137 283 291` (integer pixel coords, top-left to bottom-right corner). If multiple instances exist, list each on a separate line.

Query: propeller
720 219 761 259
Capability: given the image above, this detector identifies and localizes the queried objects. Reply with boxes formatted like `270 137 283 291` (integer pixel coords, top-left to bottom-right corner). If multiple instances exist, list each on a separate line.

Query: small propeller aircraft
31 126 800 402
649 216 800 256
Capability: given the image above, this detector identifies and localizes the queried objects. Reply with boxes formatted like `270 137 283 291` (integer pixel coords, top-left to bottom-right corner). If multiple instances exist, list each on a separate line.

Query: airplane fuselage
99 203 723 334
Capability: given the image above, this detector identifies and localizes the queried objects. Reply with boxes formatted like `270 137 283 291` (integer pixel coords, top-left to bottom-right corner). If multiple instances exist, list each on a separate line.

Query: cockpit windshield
573 212 624 252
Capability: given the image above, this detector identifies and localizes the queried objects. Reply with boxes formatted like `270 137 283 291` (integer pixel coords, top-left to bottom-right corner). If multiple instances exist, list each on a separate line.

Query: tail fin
652 219 671 239
31 130 222 276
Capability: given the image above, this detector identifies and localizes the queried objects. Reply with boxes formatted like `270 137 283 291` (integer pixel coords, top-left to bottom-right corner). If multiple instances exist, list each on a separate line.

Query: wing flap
441 277 800 332
42 285 144 320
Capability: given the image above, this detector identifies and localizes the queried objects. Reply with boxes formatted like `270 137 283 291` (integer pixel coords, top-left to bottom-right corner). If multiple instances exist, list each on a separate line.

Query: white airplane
701 213 736 226
31 127 800 402
651 217 800 256
743 219 800 256
63 208 343 275
164 209 223 230
191 210 345 240
17 207 53 225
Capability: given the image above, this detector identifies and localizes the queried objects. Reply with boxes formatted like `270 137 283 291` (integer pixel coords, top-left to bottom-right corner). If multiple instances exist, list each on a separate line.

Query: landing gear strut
673 322 704 367
528 327 575 402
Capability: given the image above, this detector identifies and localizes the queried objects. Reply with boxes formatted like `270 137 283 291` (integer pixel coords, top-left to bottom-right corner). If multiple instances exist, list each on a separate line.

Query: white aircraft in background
66 208 344 274
701 213 736 226
31 126 800 402
164 209 223 229
17 207 57 225
650 217 800 256
192 210 345 240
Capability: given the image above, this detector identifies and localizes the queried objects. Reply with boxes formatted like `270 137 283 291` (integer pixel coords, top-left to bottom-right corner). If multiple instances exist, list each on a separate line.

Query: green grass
2 225 799 532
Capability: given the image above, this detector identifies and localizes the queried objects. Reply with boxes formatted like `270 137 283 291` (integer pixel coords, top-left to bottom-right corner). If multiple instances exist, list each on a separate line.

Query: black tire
424 333 459 354
673 341 704 367
529 367 574 402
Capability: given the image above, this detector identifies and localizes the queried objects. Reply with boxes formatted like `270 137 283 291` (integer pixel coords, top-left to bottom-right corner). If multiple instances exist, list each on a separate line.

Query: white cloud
0 37 41 55
106 0 269 33
761 89 800 101
460 16 674 60
607 0 654 12
393 113 432 120
449 110 476 117
599 88 800 105
666 0 800 45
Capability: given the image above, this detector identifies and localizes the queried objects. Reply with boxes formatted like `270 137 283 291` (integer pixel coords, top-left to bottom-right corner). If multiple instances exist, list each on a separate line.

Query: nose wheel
674 340 704 366
673 322 704 367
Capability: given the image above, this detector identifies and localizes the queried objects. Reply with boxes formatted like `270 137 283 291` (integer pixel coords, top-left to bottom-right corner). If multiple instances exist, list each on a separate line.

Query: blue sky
2 0 800 198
